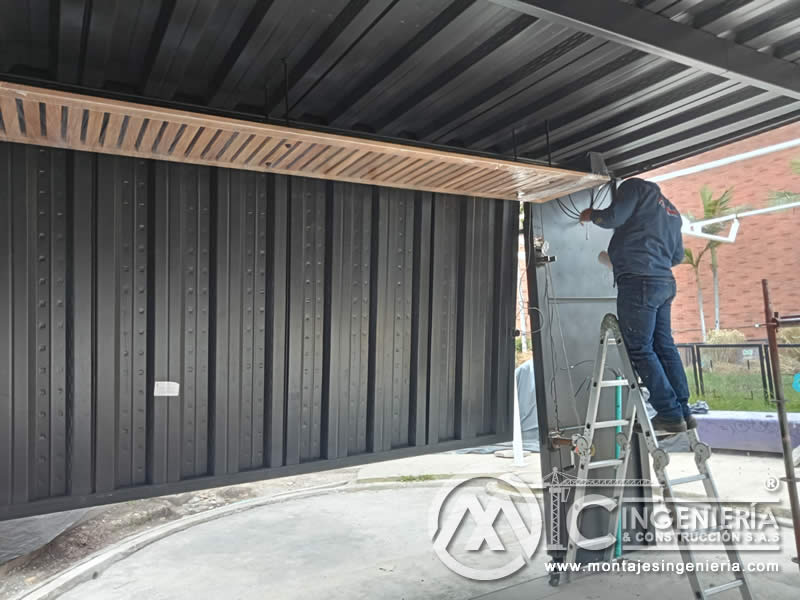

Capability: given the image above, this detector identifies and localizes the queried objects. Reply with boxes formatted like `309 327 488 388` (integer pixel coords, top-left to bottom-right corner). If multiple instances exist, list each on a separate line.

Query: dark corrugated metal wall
0 141 517 519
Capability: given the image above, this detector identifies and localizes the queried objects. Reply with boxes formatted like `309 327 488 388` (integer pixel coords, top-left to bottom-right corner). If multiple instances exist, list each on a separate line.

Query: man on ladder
572 180 754 599
581 178 694 435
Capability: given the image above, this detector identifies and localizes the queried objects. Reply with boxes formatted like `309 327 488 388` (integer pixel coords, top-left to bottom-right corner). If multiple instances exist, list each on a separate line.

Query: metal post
764 344 775 399
762 279 800 568
697 346 706 396
690 344 700 397
757 345 769 403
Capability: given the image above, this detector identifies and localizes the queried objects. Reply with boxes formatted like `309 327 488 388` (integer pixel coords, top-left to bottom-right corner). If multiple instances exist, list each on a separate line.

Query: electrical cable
527 305 545 335
593 181 614 211
554 197 581 221
567 193 581 215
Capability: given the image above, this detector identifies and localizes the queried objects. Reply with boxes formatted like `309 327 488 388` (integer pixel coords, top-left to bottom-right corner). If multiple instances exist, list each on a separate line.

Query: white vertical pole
512 368 525 467
517 276 528 353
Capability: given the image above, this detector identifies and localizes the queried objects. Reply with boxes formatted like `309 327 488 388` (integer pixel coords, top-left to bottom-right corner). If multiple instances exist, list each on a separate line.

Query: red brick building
516 123 800 345
644 123 800 343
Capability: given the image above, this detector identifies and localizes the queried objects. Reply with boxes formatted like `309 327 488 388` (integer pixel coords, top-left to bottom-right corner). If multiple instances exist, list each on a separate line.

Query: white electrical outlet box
154 381 180 397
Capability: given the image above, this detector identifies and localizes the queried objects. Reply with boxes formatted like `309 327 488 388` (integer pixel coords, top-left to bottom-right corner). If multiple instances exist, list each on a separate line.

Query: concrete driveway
56 481 798 600
57 485 545 600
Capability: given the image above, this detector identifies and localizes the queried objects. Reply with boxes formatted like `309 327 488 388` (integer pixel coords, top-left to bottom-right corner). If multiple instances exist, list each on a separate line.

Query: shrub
777 327 800 374
706 329 747 344
705 329 748 365
777 326 800 346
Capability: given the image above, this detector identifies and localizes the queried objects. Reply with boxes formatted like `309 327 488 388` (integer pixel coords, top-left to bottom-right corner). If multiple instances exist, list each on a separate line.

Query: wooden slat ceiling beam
0 82 607 202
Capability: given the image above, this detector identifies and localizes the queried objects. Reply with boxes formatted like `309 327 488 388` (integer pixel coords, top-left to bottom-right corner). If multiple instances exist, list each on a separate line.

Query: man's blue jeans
616 276 690 423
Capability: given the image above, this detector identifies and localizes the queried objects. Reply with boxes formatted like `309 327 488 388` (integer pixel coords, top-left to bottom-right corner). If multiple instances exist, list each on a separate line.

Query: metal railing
676 342 800 407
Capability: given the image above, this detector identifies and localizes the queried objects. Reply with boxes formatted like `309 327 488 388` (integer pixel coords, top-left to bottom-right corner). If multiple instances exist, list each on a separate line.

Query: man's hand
579 208 593 223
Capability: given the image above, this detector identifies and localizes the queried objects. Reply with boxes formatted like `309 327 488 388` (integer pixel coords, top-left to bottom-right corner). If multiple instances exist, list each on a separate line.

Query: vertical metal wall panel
328 182 372 458
251 174 268 470
0 142 13 505
286 177 327 465
211 168 232 475
237 173 256 470
153 162 213 483
0 146 73 502
152 162 170 485
409 192 433 447
265 175 288 469
70 151 94 496
459 197 498 439
0 140 519 520
164 163 212 478
428 194 462 443
95 154 150 491
373 188 415 451
94 154 119 493
212 169 269 473
49 150 68 498
32 147 52 501
10 144 32 504
130 158 149 487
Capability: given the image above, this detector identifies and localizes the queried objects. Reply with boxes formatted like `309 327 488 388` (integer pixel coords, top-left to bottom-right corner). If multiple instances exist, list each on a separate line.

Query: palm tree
769 159 800 205
683 247 710 342
697 186 736 332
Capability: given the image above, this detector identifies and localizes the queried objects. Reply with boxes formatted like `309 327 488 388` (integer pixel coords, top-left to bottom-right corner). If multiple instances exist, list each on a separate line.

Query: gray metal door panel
525 190 651 559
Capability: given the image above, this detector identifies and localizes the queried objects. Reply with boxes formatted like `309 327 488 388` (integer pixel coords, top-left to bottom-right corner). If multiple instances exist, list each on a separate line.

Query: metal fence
677 343 800 408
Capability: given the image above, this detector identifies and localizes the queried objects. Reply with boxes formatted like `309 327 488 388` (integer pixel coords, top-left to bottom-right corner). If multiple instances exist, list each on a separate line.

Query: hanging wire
567 193 581 216
528 305 545 335
593 181 614 211
554 196 581 221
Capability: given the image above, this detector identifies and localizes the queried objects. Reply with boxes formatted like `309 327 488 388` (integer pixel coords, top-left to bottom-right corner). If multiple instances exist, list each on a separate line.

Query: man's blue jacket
591 178 684 282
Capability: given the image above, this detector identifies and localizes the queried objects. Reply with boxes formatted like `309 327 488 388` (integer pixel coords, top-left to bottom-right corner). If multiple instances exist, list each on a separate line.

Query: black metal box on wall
0 141 518 520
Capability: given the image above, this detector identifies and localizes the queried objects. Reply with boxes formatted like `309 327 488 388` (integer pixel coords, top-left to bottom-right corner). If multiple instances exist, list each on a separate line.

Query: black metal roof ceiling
2 0 800 177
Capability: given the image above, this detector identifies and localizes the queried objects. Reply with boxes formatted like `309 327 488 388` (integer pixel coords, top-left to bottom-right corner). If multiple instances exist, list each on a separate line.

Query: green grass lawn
687 369 800 412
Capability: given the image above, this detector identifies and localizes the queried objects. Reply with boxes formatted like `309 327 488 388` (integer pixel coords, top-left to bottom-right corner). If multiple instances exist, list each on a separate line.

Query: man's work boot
685 414 697 430
635 415 687 435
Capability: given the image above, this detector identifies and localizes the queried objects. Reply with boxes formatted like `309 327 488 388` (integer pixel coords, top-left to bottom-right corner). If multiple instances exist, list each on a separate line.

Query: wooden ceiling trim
0 82 606 202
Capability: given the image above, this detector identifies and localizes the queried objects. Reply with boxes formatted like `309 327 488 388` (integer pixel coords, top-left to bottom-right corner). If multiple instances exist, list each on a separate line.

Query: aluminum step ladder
564 314 753 599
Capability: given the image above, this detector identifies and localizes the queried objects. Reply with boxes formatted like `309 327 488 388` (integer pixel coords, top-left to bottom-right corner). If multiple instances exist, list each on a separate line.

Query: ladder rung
587 459 624 470
592 419 630 429
704 580 744 596
600 379 629 388
669 474 708 486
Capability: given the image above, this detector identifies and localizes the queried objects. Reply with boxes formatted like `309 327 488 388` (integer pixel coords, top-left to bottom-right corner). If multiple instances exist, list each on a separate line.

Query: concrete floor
58 482 798 600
